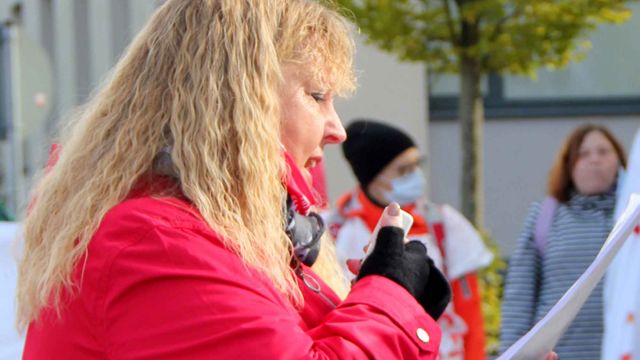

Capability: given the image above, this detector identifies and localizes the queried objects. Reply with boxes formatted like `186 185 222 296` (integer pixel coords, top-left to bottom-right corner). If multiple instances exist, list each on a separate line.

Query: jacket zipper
298 270 337 308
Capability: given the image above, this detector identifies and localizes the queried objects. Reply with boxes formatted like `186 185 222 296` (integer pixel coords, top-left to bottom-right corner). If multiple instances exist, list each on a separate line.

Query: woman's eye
598 148 612 156
397 165 413 177
311 93 326 102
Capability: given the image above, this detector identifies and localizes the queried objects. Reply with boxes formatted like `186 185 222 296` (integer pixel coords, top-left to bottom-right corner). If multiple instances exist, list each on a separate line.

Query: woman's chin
577 185 614 196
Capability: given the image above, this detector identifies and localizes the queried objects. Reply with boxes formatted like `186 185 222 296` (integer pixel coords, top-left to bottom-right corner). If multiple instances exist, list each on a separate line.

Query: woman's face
279 64 346 185
571 130 620 195
366 147 422 204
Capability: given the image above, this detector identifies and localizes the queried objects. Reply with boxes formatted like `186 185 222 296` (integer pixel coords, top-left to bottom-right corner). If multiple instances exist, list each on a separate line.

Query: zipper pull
300 271 321 293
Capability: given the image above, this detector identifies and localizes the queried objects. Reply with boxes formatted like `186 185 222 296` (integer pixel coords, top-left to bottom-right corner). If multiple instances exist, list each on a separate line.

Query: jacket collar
567 188 616 212
336 188 428 235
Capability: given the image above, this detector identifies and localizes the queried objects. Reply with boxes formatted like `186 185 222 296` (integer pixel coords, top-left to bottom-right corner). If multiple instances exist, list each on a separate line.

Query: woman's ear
369 172 393 192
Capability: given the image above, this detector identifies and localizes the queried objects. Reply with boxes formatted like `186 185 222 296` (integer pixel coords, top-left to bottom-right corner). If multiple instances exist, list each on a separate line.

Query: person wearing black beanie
341 119 431 208
342 119 417 190
327 118 494 360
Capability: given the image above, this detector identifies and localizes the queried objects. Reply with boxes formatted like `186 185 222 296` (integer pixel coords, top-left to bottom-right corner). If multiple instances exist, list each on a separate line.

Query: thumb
378 202 402 228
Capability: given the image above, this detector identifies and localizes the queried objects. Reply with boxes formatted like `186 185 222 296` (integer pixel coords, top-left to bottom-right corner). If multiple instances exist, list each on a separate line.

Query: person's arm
499 203 542 353
450 273 485 360
101 224 441 360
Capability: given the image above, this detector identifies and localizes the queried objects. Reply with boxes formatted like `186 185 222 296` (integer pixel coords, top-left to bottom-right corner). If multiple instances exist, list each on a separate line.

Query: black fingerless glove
357 226 452 320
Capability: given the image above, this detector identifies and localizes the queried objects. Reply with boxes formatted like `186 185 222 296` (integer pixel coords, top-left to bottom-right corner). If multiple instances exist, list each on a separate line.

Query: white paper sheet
498 193 640 360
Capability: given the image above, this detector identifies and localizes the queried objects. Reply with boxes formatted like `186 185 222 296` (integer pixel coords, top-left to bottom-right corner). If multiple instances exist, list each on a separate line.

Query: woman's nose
323 107 346 145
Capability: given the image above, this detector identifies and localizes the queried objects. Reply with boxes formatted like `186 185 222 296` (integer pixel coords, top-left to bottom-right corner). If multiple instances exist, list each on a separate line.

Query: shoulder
437 203 460 218
89 196 228 269
435 204 494 275
106 195 206 230
437 204 472 229
98 196 210 241
524 199 545 222
421 203 477 238
512 199 547 241
88 196 273 304
81 196 275 324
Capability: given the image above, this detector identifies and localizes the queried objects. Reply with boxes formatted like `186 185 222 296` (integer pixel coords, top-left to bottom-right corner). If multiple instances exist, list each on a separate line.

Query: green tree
335 0 636 227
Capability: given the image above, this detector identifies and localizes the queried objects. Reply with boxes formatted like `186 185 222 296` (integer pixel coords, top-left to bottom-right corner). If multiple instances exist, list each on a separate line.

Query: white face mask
383 168 426 206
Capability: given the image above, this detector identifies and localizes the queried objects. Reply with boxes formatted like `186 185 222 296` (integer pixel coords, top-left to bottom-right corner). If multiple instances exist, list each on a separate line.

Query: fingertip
380 203 402 228
387 202 400 216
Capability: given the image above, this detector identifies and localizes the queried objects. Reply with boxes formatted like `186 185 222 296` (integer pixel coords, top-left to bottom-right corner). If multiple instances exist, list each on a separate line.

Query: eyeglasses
396 156 427 177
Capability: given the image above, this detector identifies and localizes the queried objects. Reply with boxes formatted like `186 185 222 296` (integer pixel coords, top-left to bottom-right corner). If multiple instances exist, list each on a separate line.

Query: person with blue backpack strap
499 124 627 359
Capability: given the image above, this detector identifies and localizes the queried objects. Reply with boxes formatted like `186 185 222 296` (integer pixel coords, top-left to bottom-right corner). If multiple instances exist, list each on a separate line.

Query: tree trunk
458 56 485 228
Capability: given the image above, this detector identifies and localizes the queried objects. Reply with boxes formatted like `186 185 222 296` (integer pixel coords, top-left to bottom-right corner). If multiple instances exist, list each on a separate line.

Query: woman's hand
346 203 405 275
376 202 404 228
357 203 451 319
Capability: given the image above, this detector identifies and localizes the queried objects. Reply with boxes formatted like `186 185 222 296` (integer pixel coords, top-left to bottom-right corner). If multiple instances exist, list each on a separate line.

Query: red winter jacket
23 181 441 359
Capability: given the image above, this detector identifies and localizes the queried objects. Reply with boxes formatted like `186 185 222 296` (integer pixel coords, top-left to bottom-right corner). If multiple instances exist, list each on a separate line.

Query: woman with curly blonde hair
18 0 450 358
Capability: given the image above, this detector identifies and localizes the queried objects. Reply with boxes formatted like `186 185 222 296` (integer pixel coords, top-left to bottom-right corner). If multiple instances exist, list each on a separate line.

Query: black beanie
342 119 416 188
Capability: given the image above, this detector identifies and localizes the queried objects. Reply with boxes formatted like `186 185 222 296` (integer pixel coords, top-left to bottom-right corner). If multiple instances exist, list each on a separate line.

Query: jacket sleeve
99 224 441 360
498 202 542 353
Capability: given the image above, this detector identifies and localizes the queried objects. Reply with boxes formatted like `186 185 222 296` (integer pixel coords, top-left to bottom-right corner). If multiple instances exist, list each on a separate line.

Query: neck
363 188 388 208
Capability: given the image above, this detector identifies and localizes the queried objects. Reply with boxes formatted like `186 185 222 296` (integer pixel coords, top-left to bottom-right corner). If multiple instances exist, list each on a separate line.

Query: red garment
309 159 329 209
451 274 486 360
335 190 430 237
283 150 316 215
23 180 441 359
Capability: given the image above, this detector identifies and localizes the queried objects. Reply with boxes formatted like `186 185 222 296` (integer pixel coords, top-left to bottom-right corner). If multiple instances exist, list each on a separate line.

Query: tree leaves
335 0 638 76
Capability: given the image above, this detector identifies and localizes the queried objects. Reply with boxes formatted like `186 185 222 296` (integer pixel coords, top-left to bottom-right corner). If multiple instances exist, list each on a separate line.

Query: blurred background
0 0 638 258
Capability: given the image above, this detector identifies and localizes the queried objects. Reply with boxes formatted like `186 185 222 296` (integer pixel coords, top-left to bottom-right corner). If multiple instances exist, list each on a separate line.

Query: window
429 3 640 119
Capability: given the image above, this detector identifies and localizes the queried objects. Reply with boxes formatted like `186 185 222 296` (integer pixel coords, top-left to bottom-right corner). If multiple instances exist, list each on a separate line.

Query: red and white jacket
327 189 493 360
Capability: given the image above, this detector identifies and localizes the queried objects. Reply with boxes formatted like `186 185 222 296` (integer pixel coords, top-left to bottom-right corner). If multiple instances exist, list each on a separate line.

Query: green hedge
478 233 506 356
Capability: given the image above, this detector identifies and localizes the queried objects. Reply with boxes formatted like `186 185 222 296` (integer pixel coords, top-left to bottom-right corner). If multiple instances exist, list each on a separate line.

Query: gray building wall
0 0 162 212
0 0 161 129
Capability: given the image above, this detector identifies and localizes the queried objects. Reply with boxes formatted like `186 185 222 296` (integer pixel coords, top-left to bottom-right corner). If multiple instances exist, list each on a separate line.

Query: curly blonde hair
17 0 355 328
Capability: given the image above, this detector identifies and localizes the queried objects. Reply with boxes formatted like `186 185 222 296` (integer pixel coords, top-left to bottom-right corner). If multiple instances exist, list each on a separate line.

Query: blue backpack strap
533 196 558 257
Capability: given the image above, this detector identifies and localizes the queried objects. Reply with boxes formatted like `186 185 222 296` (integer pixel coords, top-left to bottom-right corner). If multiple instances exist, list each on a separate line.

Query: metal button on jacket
416 328 430 343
